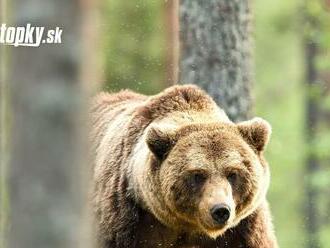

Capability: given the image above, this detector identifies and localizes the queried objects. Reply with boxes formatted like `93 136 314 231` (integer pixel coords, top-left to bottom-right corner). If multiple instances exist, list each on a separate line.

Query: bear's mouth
197 218 229 239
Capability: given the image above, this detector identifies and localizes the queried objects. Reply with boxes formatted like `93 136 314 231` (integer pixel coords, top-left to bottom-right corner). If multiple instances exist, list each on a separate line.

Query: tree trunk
179 0 253 122
304 8 321 248
8 0 96 247
0 0 9 247
164 0 179 86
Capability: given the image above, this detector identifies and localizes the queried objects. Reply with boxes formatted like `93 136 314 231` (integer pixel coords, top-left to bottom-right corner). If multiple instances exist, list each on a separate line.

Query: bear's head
145 118 271 238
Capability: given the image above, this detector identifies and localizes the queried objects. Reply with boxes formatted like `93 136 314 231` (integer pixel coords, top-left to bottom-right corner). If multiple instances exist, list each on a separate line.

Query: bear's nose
210 204 231 224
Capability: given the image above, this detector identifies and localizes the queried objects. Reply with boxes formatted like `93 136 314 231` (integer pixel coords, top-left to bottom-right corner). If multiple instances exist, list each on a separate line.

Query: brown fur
90 85 278 248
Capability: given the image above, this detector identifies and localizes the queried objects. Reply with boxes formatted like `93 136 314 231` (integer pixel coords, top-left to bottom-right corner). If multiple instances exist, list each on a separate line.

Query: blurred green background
100 0 330 247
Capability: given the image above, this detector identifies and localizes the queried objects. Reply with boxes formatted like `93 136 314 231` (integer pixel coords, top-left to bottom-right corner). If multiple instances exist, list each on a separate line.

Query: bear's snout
210 204 231 225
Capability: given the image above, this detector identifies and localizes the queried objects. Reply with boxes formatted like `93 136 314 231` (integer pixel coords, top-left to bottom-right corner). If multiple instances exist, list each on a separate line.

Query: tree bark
179 0 253 122
304 8 321 248
0 0 9 247
164 0 179 86
8 0 96 247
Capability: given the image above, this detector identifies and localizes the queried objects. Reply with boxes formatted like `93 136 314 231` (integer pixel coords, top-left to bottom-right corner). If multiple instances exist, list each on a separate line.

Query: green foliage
309 169 330 189
101 0 165 94
320 227 330 248
255 0 305 246
310 132 330 159
321 94 330 110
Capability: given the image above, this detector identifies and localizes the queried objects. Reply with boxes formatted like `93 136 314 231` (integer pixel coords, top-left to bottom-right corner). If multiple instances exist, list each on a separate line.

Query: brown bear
90 85 278 248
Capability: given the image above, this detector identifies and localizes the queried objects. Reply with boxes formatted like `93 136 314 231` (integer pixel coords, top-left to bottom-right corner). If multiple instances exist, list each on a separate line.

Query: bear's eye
227 172 238 185
190 172 207 187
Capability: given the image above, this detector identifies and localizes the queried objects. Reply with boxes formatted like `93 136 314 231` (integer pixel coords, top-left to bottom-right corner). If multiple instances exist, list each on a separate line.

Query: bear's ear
237 117 271 152
146 124 178 160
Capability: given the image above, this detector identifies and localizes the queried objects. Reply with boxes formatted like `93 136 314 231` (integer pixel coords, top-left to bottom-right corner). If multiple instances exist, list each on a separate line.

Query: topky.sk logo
0 23 63 47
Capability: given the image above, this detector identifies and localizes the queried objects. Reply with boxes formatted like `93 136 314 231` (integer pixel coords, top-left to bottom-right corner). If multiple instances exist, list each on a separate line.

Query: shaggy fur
90 85 278 248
